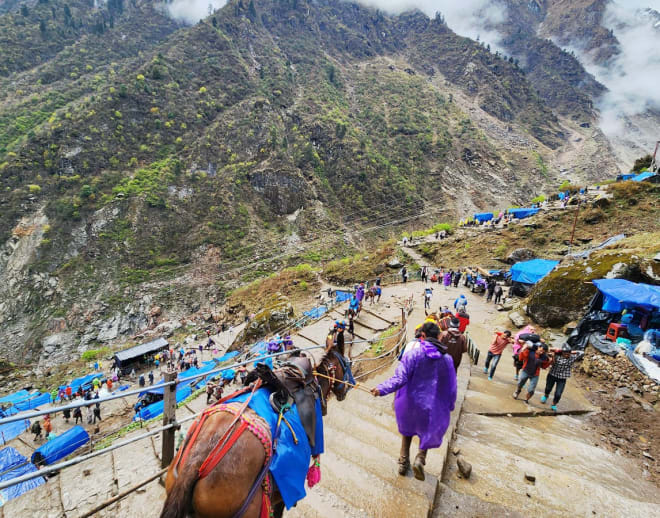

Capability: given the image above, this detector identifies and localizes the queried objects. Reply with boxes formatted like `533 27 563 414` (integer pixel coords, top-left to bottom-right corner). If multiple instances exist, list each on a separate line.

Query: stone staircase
287 365 438 518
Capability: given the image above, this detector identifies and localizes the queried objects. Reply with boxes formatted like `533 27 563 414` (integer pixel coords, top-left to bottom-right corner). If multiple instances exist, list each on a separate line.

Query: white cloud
356 0 506 46
163 0 227 25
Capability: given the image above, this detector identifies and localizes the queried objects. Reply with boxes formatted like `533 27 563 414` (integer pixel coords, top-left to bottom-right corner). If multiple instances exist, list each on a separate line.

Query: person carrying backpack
439 318 468 372
31 420 42 441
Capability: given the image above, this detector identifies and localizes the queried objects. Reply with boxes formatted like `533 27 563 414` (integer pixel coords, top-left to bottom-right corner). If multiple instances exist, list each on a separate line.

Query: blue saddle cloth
229 388 324 509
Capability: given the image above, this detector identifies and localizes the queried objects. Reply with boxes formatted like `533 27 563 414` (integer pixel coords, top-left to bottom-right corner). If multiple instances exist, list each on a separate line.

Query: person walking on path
483 330 513 380
455 308 470 334
372 322 457 481
453 270 461 288
62 408 71 423
423 286 433 309
31 420 42 441
43 415 53 437
486 279 496 302
421 266 428 284
512 325 537 381
400 266 408 284
541 345 582 411
493 284 503 305
513 342 551 403
439 318 468 372
148 371 155 385
93 403 101 424
73 407 83 425
454 294 468 312
443 271 451 290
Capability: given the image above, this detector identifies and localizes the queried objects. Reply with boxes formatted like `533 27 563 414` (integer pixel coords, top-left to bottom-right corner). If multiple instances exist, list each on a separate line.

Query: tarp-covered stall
511 259 559 284
592 279 660 313
31 425 89 466
0 390 31 405
632 171 658 182
61 373 105 395
133 386 192 421
113 337 169 371
0 419 30 446
0 447 45 505
474 212 494 223
13 393 51 412
508 208 540 219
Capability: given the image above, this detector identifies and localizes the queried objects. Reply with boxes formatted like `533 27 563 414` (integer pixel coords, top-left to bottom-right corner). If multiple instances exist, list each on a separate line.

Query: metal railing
466 332 480 366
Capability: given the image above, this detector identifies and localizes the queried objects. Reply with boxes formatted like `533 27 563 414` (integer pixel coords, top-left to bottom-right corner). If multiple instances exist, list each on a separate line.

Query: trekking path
288 280 471 518
426 289 660 517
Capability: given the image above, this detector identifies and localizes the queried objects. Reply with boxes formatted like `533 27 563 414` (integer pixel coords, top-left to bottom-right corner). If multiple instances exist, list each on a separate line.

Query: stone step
323 420 438 504
326 403 401 455
286 483 367 518
309 441 435 518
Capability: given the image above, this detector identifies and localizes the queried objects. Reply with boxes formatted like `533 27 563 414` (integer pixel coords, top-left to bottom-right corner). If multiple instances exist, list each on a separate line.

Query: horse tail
160 463 199 518
160 433 212 518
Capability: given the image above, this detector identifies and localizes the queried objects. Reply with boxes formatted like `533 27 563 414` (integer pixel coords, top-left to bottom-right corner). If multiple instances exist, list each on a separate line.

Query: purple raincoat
356 285 365 302
377 341 457 450
443 273 451 287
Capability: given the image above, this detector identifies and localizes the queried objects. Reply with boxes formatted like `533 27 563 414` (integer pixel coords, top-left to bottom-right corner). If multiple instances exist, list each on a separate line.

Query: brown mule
160 347 347 518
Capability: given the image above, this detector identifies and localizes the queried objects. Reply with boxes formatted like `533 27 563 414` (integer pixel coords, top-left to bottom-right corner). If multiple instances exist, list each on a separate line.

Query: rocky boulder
241 295 295 342
528 250 660 328
507 248 536 264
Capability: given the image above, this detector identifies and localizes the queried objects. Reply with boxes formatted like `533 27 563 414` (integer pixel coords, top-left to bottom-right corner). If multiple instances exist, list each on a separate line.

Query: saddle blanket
229 388 324 509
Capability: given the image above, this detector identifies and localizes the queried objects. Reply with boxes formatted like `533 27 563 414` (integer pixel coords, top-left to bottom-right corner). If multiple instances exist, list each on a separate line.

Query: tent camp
133 385 192 421
510 259 559 296
113 337 169 371
0 447 45 506
507 208 540 219
474 212 494 223
31 425 89 466
0 390 31 406
13 392 51 412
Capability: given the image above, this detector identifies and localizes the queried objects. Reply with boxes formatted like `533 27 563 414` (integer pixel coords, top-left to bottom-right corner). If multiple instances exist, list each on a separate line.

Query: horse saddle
245 357 320 448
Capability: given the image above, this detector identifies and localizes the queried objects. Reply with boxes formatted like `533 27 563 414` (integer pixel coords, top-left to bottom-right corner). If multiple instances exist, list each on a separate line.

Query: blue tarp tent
0 447 45 505
31 426 89 466
508 208 540 219
474 212 494 223
510 259 559 285
0 390 31 405
304 306 328 319
0 419 30 446
62 373 104 395
14 393 51 412
133 386 192 421
632 172 655 182
617 173 635 181
335 291 352 303
592 279 660 313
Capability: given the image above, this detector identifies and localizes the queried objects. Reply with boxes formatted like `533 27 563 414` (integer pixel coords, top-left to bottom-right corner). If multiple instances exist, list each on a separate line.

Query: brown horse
160 347 348 518
363 286 381 305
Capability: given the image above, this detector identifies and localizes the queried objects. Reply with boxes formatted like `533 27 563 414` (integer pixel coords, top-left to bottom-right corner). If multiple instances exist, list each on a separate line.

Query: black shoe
412 455 426 481
398 456 410 476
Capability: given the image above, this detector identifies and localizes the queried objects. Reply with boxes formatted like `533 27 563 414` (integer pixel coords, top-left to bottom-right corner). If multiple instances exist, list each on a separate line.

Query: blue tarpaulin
618 173 635 181
0 390 31 405
510 259 559 285
0 447 45 506
508 208 540 219
335 291 352 303
31 426 89 466
304 306 328 319
474 212 494 223
14 393 51 412
0 419 30 446
133 386 192 421
593 279 660 313
215 351 239 363
229 389 323 509
61 373 104 394
632 172 655 182
142 361 217 397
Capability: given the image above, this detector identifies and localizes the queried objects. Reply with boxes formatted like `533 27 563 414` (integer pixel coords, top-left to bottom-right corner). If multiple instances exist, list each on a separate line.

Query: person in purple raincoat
443 271 452 290
371 322 457 481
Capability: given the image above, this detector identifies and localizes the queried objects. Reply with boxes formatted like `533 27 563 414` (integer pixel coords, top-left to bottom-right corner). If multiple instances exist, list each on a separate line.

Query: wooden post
161 370 177 468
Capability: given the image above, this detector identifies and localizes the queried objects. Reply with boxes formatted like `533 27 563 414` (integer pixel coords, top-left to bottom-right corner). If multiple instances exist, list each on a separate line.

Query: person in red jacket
512 342 550 403
454 308 470 333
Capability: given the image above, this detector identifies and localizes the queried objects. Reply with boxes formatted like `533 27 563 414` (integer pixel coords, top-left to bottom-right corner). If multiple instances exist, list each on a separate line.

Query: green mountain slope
0 0 611 363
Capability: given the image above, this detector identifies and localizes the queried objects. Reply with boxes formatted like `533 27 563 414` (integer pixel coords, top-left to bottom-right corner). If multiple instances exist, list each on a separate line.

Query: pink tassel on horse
306 456 321 488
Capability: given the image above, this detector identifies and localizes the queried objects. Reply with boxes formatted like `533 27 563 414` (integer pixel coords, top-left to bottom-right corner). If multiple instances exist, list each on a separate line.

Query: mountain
0 0 620 365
